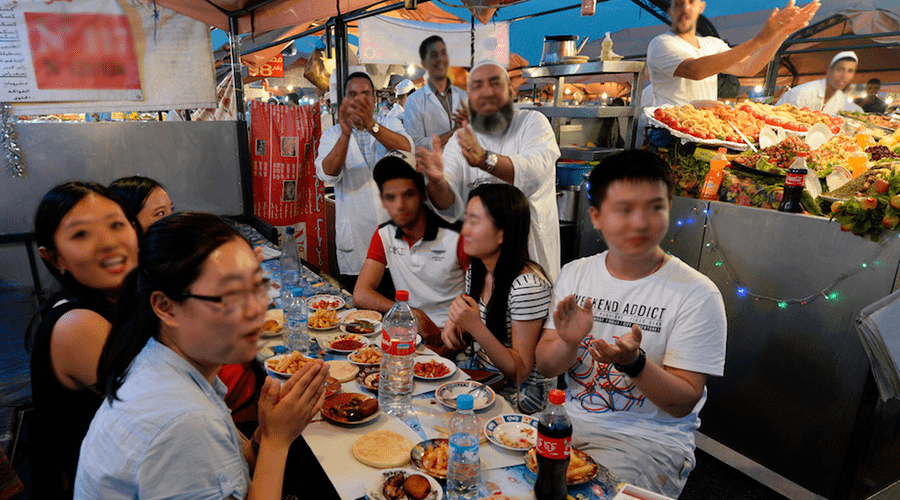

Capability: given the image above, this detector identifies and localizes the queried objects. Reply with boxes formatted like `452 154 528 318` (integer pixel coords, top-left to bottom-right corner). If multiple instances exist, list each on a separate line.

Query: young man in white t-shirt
534 149 727 497
646 0 819 108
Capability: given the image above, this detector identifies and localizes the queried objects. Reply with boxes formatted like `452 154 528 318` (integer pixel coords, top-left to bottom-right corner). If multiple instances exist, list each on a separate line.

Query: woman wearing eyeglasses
74 212 330 500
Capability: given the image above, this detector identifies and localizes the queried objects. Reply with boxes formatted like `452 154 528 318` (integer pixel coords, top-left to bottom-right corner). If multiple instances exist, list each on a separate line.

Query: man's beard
469 100 514 135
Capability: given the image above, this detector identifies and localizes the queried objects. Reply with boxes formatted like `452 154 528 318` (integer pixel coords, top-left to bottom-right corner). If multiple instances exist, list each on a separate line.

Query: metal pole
335 12 348 109
470 15 474 67
228 15 255 218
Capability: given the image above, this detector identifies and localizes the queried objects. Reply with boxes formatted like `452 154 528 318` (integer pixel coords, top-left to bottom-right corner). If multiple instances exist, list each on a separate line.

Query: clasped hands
441 294 481 350
257 359 329 447
338 97 375 135
554 295 643 366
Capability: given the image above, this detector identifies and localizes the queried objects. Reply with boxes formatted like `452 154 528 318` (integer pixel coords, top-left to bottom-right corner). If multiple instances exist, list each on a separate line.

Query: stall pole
228 15 255 219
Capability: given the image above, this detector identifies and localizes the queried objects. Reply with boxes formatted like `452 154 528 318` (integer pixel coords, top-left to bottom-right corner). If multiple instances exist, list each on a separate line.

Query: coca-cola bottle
778 152 809 213
535 389 572 500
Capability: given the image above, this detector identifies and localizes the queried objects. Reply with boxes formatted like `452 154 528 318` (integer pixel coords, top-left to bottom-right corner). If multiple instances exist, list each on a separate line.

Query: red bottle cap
549 389 566 405
395 290 409 301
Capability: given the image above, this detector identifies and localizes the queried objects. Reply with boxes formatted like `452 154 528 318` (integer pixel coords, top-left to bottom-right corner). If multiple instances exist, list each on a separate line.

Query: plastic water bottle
280 227 301 307
447 394 480 500
535 389 572 500
284 288 308 353
378 290 417 417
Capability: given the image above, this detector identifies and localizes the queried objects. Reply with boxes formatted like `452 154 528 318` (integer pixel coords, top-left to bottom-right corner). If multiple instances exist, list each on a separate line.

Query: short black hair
373 155 426 196
587 149 675 209
345 72 374 94
419 35 445 61
868 78 881 86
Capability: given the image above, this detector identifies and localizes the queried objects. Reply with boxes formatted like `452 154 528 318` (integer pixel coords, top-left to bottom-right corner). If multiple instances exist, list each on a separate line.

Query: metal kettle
540 35 590 65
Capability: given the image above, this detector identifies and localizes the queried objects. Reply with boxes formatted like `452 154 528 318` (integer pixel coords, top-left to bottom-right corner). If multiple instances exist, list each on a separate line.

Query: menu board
0 0 142 102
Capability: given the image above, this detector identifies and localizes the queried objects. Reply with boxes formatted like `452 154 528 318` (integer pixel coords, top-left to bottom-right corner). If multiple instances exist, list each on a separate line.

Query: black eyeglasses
177 278 271 312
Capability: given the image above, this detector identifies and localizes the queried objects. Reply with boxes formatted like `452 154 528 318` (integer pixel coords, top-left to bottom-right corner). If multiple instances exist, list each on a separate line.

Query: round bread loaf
352 430 413 468
403 473 431 500
325 360 359 382
344 309 382 322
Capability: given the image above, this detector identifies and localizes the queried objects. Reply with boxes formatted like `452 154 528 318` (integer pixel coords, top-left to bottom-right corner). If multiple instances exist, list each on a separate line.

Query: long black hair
108 176 165 224
27 181 141 349
466 184 534 341
98 212 246 401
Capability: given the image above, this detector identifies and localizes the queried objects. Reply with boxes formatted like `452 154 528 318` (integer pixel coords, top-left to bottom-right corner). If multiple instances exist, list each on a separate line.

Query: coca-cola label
536 434 570 459
784 171 806 187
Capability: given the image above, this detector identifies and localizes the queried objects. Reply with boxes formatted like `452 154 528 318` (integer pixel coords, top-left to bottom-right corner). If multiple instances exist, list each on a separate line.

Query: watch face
372 123 380 134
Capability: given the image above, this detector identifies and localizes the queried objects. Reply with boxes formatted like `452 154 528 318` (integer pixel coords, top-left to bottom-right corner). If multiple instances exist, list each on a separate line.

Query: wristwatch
483 151 498 173
614 348 647 378
370 122 380 134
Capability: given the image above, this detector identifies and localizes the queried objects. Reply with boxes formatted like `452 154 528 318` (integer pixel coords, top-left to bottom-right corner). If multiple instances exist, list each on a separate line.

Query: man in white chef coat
404 35 469 151
316 71 413 288
646 0 819 108
777 51 863 114
416 60 561 282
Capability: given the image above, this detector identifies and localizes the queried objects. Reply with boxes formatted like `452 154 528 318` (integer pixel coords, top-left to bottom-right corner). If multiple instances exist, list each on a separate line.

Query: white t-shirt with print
546 251 727 456
647 32 730 107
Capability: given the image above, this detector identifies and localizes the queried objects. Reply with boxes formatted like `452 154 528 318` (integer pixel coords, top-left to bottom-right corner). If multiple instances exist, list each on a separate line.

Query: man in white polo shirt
354 152 467 353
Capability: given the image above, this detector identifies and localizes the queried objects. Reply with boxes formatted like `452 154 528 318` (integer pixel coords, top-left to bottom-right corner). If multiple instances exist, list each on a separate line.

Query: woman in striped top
441 183 553 413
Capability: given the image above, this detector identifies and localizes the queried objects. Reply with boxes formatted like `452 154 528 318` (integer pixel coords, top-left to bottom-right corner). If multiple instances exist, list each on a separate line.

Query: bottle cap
291 287 304 298
717 147 726 155
395 290 410 301
285 226 294 236
456 394 474 410
549 389 566 405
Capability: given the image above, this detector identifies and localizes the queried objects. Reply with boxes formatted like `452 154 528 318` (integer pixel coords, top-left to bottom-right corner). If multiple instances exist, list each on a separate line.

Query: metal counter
668 200 900 499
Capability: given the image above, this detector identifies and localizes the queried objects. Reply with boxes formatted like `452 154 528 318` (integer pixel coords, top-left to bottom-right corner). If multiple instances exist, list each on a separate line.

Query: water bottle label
536 434 570 459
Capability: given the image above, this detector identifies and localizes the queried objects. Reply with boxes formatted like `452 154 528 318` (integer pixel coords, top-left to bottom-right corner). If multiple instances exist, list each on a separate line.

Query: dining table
238 222 624 500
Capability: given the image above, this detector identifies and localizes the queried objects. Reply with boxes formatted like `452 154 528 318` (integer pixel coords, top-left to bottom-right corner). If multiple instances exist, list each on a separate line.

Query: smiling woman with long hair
441 183 553 413
29 181 140 498
75 212 329 500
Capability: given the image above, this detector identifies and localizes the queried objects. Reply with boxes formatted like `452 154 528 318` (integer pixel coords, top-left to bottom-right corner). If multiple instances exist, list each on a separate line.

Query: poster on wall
12 0 216 115
250 101 328 270
0 0 142 102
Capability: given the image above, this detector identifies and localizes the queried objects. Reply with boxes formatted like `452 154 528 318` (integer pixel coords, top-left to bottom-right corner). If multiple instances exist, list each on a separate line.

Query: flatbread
345 309 383 322
352 430 413 468
325 360 359 383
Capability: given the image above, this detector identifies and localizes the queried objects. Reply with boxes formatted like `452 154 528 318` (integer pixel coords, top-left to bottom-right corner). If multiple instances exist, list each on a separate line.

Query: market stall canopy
582 0 900 87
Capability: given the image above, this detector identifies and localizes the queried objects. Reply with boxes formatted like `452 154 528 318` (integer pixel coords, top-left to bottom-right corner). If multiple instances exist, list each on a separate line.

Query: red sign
25 13 140 90
250 101 327 270
248 54 284 78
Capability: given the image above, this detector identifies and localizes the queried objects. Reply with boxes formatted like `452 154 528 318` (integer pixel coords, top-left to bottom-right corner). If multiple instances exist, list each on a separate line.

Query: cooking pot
557 185 581 222
540 35 589 65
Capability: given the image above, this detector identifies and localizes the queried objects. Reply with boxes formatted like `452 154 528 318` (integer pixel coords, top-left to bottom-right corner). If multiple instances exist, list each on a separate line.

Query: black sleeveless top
29 292 108 499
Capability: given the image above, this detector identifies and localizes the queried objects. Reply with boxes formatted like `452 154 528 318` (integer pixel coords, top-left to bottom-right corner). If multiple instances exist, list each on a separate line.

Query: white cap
394 79 415 96
830 51 858 67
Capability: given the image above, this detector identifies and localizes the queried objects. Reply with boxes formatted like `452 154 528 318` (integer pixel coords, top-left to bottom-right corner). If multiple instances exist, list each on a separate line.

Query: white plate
365 468 443 500
483 414 538 451
435 380 495 411
324 333 370 353
413 356 457 380
306 294 345 311
340 319 383 337
347 346 383 367
261 309 284 338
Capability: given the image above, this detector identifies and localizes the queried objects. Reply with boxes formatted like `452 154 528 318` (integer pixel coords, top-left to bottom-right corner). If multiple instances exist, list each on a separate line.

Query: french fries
421 441 448 474
309 309 339 329
350 345 383 364
267 351 310 374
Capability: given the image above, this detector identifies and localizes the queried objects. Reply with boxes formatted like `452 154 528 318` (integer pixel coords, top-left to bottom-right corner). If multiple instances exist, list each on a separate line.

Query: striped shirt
468 269 553 413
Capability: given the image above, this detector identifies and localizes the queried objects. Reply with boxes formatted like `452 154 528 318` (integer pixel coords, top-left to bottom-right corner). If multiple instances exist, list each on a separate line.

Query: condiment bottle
778 153 808 213
699 147 728 201
600 32 614 61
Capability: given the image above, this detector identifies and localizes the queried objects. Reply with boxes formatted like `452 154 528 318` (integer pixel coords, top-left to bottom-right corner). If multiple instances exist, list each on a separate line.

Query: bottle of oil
699 148 727 201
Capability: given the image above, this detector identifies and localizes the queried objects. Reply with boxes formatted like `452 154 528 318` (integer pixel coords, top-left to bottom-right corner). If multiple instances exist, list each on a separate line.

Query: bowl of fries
265 352 341 397
348 345 383 366
308 309 341 330
524 446 599 485
410 439 449 479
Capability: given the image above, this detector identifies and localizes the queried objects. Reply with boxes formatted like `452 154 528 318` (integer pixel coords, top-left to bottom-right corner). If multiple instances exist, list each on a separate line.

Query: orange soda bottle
699 147 728 201
848 145 868 178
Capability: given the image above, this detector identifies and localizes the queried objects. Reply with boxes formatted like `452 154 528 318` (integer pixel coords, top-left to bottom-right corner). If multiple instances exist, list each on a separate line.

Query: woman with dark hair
441 184 553 413
30 181 140 498
75 212 329 500
108 175 173 231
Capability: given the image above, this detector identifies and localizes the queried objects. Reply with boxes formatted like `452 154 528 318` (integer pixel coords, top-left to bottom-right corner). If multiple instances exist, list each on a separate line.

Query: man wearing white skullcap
777 51 863 114
385 78 416 127
416 60 561 282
